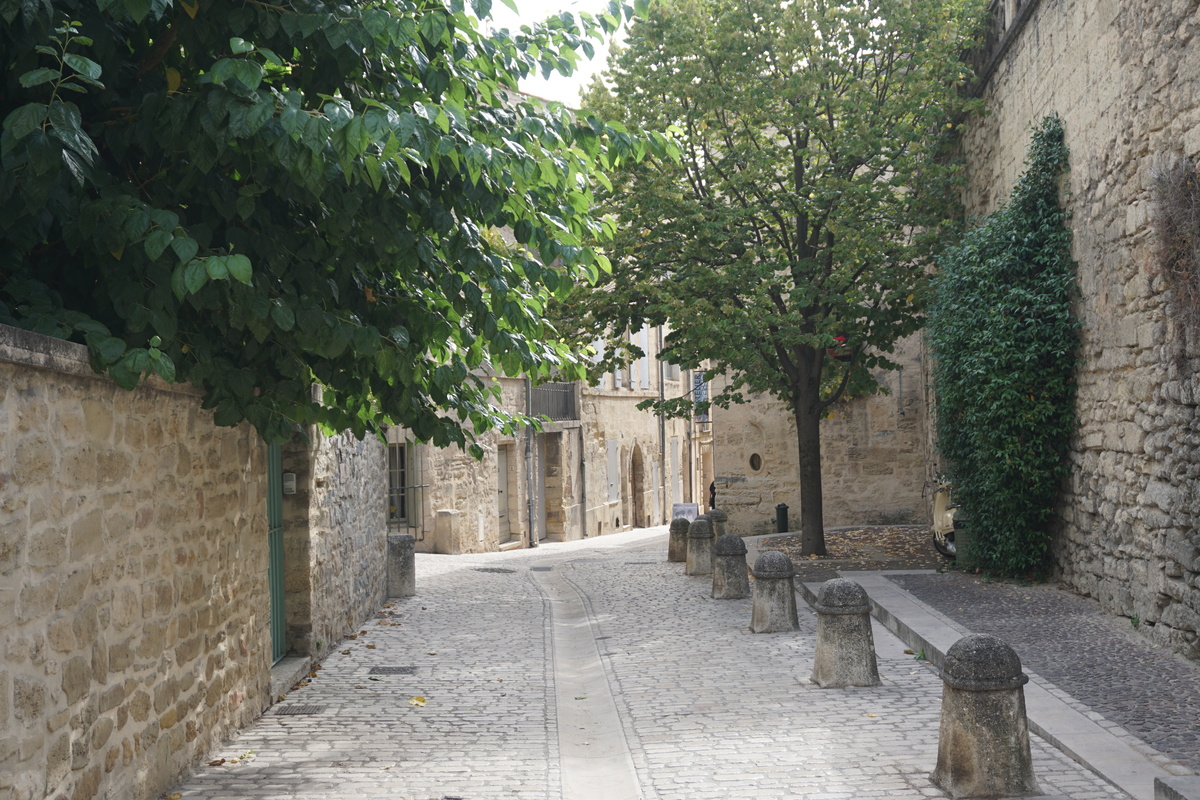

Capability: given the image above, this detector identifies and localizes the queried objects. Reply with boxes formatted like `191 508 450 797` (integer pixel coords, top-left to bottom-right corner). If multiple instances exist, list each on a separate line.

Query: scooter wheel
932 531 957 559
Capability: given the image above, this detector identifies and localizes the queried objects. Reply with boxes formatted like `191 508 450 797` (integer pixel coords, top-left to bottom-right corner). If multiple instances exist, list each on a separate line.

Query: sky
482 0 623 106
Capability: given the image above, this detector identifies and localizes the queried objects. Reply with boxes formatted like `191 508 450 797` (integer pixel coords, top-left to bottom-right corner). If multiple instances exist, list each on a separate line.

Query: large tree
567 0 984 553
1 0 655 448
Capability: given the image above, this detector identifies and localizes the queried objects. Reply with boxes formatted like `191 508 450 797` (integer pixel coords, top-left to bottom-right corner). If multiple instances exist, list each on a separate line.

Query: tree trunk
794 396 826 556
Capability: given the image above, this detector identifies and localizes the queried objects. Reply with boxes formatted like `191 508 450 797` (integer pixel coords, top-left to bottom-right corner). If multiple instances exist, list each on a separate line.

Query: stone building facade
712 333 930 537
387 328 711 554
0 325 392 800
959 0 1200 657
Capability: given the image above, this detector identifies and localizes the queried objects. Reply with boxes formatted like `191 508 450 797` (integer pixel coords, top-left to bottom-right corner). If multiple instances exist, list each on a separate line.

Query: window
388 442 418 525
638 327 650 388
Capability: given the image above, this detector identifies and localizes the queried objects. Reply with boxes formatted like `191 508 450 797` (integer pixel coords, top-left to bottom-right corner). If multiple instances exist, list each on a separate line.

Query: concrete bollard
708 507 728 537
685 516 714 576
749 551 799 633
810 578 880 688
668 517 690 563
711 534 750 599
386 532 416 597
931 634 1041 799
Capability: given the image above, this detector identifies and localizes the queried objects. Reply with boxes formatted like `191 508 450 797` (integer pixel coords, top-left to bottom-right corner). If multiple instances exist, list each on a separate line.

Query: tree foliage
563 0 984 552
1 0 654 447
928 115 1078 576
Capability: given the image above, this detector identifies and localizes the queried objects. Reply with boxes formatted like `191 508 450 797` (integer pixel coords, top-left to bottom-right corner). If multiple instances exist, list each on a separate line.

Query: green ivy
928 115 1079 576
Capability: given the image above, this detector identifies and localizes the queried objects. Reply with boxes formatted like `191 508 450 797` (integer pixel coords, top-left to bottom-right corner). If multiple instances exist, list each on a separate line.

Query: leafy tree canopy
563 0 985 552
1 0 661 447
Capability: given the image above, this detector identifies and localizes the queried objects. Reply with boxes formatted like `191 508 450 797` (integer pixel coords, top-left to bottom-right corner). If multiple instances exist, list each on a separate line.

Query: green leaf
121 0 152 21
183 260 208 294
152 353 177 382
271 303 295 331
229 37 255 54
62 53 102 81
205 256 229 280
144 230 173 260
92 335 126 364
19 68 61 88
170 265 188 301
171 236 199 264
3 103 47 140
227 254 252 284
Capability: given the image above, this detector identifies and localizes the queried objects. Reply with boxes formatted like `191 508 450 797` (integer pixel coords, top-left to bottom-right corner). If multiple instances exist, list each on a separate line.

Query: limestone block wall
406 377 533 554
0 326 270 800
713 333 929 537
959 0 1200 656
282 431 387 658
402 352 705 552
579 375 694 538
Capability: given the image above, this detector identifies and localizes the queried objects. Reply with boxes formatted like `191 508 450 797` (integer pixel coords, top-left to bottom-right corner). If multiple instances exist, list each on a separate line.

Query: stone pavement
888 572 1200 777
171 526 1136 800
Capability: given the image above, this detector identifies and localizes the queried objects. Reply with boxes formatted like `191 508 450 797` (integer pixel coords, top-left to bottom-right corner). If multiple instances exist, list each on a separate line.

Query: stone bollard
931 634 1041 799
668 517 690 562
709 507 728 537
386 532 416 597
711 534 750 599
749 551 799 633
810 578 880 688
685 516 714 576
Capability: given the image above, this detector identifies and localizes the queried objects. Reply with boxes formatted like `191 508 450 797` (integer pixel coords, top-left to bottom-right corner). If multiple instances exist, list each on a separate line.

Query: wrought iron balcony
531 381 579 421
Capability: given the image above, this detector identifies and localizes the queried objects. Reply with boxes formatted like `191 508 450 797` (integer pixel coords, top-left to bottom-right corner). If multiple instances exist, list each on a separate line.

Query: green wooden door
267 443 286 663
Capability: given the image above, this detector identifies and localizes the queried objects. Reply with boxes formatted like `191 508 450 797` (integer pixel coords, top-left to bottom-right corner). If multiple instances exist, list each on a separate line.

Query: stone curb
792 570 1195 800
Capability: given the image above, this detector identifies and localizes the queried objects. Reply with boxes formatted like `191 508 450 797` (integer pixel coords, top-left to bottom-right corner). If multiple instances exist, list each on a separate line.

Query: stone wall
580 368 703 538
282 431 388 658
398 338 709 554
960 0 1200 657
402 377 535 554
712 334 929 537
0 326 270 800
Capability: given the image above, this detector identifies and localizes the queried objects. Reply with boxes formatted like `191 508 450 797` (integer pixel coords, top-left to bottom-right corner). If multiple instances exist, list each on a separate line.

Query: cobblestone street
170 528 1137 800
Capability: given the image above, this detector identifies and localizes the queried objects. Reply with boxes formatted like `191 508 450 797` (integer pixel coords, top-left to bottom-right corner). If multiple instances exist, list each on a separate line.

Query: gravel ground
889 571 1200 774
763 525 946 581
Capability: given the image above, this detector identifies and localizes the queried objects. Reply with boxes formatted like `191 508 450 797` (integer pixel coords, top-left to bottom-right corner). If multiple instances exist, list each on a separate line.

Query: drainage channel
530 566 644 800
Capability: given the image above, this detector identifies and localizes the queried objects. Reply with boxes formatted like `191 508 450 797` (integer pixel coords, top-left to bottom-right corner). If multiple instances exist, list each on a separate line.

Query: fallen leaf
903 649 915 655
866 714 877 718
355 685 367 689
369 677 381 681
313 665 322 671
360 630 367 635
340 649 351 655
207 759 226 766
163 794 183 799
366 644 377 649
427 652 437 655
409 696 426 707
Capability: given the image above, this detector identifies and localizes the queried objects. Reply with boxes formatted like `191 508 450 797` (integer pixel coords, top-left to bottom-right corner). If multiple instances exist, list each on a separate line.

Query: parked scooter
928 474 959 558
